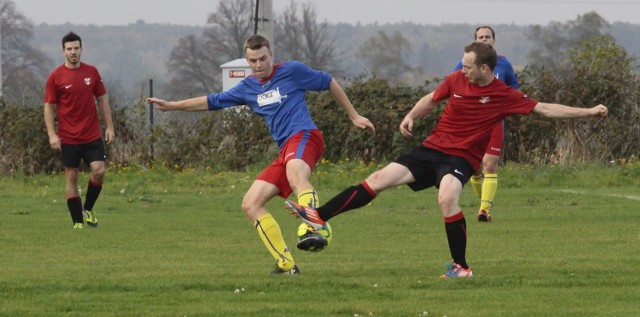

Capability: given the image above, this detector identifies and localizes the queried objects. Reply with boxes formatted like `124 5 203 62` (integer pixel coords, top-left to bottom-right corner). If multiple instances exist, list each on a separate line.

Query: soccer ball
296 222 332 252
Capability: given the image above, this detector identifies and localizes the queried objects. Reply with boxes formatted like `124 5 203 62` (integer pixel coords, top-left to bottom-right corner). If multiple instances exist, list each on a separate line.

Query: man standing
148 35 374 274
453 26 519 222
286 42 607 278
44 31 115 229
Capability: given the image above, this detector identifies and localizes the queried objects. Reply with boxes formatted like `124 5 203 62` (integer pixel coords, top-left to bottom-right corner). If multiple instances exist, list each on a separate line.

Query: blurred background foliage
1 3 638 175
2 33 638 175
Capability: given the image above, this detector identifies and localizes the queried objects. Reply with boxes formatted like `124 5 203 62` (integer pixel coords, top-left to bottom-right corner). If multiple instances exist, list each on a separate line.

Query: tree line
0 0 638 174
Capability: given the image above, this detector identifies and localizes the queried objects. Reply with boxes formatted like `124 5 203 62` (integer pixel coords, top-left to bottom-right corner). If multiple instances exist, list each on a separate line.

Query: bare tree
528 11 610 69
166 34 218 97
1 0 52 105
203 0 254 60
356 30 421 84
274 1 340 74
165 0 253 98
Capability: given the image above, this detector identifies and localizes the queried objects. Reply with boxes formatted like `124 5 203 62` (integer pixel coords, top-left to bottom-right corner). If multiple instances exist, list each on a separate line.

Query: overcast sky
14 0 640 26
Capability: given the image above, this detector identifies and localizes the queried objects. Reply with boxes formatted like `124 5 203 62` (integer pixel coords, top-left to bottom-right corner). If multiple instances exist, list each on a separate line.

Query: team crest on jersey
479 96 491 104
84 77 92 85
257 87 287 106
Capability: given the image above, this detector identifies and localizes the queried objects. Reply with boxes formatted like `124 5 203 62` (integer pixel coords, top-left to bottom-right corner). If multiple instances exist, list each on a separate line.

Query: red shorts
485 121 504 156
257 129 325 198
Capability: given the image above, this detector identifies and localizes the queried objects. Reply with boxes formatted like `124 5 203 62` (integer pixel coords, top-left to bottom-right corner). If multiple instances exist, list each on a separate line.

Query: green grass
1 163 639 316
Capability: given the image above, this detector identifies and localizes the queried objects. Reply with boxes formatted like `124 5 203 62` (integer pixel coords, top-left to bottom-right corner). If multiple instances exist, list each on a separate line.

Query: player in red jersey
285 41 607 278
44 31 115 229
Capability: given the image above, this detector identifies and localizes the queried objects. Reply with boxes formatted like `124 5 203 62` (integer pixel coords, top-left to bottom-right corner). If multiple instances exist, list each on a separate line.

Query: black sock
317 182 377 221
84 180 102 211
444 212 468 269
67 197 84 224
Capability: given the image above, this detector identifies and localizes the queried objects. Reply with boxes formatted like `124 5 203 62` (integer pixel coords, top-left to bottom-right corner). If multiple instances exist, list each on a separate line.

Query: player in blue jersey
147 34 375 274
452 26 518 222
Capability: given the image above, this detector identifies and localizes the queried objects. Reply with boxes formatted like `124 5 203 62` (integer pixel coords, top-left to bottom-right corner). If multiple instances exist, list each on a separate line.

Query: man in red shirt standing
285 42 607 278
44 31 115 229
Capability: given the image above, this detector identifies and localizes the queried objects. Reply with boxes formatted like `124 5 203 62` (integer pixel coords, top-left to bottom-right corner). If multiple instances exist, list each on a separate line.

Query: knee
438 196 458 214
241 197 262 222
91 166 106 182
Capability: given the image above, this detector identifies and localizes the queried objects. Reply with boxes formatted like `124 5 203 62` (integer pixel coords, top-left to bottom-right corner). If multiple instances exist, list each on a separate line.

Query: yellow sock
470 174 483 199
255 213 294 270
480 173 497 212
297 189 319 208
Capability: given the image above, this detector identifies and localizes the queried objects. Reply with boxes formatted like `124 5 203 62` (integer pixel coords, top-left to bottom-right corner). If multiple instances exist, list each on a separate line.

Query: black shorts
61 139 106 168
394 145 475 191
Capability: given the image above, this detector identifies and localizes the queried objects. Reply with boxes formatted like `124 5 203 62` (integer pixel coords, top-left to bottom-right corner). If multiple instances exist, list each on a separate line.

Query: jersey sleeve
44 73 58 104
206 81 248 110
504 90 537 115
289 61 332 91
92 68 107 97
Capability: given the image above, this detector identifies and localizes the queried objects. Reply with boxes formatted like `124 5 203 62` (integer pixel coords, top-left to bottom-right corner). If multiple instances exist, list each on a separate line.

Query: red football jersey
424 70 537 169
44 63 107 144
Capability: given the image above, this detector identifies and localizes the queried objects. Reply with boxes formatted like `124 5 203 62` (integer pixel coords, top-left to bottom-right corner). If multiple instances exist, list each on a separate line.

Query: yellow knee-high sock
297 189 319 208
255 213 295 270
470 174 483 199
480 173 497 212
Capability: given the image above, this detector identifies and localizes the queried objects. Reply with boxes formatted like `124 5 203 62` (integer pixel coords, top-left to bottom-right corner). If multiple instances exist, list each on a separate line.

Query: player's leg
478 122 503 222
478 154 499 221
438 174 473 278
282 130 324 208
83 140 107 227
65 167 84 228
243 180 298 274
469 170 483 198
282 130 329 251
286 162 415 227
61 143 84 228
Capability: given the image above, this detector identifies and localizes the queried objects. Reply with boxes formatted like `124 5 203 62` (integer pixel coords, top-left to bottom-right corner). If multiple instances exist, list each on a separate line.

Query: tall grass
1 163 639 316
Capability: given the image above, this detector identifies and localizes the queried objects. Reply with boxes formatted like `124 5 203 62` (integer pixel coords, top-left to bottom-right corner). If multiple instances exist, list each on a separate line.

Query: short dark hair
244 34 271 53
464 42 497 71
62 31 82 49
474 26 496 40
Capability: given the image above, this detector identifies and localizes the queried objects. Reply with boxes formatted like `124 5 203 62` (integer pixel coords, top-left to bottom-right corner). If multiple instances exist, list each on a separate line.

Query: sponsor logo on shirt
479 96 491 104
65 84 73 89
453 93 463 98
257 87 288 107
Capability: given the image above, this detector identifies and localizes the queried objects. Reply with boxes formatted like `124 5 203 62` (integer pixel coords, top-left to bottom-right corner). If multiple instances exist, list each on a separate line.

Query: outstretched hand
146 97 172 112
353 115 376 135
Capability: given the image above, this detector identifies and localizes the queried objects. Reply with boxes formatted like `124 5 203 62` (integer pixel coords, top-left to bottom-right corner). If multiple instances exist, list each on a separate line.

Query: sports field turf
1 163 638 316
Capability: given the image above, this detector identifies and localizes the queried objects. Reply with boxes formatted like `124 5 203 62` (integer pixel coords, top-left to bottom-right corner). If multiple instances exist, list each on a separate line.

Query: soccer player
452 26 519 222
44 31 115 229
285 41 607 278
147 34 375 274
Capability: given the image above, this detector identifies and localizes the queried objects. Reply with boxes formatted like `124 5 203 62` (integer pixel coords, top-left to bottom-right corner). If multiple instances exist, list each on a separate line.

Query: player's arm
43 102 61 151
400 92 437 139
329 79 375 134
96 94 115 144
147 96 209 112
532 102 608 119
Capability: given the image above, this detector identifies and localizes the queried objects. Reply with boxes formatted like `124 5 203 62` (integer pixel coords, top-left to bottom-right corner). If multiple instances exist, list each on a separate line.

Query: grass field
1 162 639 316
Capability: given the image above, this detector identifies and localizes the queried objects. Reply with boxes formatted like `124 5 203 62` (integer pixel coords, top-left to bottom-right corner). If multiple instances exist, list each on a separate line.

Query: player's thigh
285 159 312 187
243 180 280 208
364 162 415 192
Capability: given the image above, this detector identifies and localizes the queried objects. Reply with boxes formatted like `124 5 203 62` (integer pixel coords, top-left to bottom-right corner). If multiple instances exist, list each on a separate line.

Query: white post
255 0 273 43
